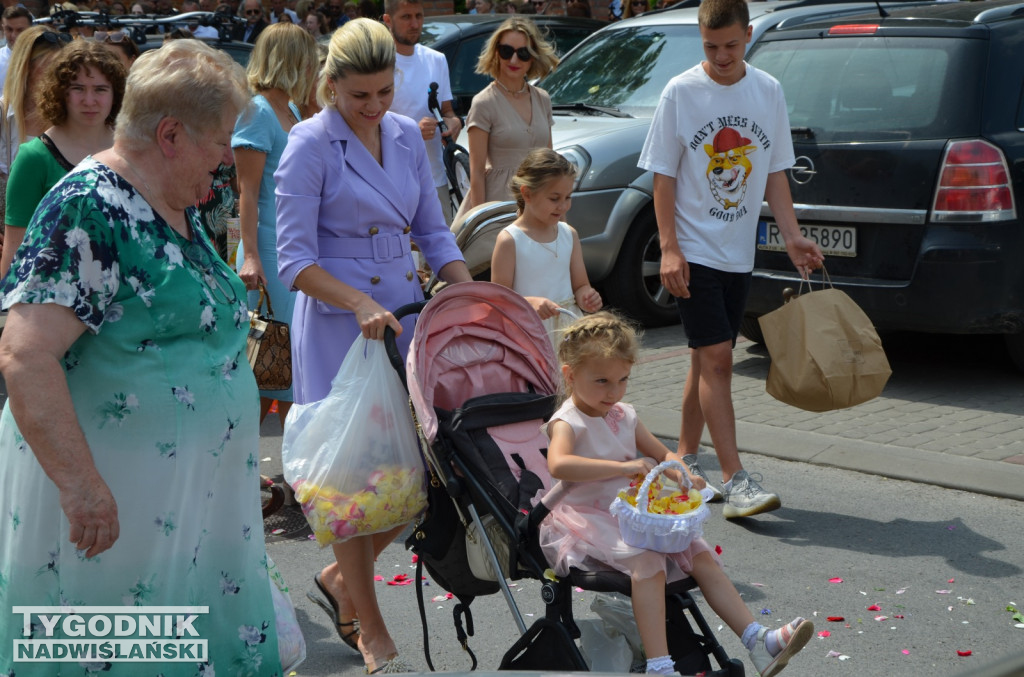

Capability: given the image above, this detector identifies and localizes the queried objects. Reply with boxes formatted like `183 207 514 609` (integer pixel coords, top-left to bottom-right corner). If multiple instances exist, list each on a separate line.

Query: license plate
757 221 857 257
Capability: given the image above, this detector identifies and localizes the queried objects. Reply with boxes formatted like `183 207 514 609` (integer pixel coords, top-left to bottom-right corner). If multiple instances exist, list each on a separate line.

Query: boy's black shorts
675 263 752 349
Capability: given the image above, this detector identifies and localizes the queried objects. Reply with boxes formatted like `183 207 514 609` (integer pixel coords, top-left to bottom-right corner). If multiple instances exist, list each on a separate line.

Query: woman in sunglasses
622 0 647 18
96 29 141 71
1 41 125 278
0 26 67 256
453 16 559 222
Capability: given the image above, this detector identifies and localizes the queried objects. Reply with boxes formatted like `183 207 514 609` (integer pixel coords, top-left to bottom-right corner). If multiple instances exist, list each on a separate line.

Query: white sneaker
749 618 813 677
722 470 781 519
682 452 723 502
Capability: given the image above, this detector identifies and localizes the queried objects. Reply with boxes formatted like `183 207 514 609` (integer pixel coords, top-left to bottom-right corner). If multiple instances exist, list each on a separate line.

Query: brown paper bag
758 286 891 411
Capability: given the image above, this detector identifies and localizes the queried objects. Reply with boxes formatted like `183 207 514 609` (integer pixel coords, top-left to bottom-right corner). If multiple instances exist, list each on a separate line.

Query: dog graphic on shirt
705 127 757 210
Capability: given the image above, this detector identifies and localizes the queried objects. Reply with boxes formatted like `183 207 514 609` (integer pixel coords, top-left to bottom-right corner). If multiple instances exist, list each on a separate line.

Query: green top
5 135 73 228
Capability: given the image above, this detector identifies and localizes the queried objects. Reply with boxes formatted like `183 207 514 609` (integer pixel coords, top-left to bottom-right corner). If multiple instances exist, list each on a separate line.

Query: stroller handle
383 300 428 388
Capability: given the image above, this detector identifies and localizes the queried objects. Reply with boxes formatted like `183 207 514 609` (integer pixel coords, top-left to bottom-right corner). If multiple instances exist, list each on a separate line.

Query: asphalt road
261 433 1024 677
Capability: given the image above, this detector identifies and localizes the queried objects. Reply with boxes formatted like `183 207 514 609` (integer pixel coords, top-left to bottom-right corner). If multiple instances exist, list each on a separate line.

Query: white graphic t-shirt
638 63 795 273
391 44 454 189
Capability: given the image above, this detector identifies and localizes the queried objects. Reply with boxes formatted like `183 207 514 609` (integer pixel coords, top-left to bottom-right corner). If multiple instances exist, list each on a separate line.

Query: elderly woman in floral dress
0 39 297 676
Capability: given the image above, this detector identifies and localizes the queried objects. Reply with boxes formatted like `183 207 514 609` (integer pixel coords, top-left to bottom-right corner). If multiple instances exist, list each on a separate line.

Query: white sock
645 654 675 674
741 622 763 651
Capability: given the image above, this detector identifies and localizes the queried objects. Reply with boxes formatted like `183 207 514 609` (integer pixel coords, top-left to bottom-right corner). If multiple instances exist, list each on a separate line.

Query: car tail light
828 24 879 35
931 140 1016 222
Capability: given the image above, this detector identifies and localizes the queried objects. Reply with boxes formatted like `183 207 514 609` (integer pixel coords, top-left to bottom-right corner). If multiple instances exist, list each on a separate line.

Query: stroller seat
396 282 744 676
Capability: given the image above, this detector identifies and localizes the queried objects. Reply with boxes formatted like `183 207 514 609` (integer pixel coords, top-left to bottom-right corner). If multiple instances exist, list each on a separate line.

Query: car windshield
420 21 459 48
748 36 983 142
539 24 704 117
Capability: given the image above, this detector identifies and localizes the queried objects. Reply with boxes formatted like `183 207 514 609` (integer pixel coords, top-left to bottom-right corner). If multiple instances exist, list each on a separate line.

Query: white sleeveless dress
504 221 581 345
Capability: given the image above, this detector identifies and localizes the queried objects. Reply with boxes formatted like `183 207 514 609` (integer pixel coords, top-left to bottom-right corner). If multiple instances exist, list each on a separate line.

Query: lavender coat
275 108 464 404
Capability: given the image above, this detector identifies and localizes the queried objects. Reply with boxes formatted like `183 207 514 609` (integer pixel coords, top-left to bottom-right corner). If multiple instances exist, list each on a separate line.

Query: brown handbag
246 282 292 391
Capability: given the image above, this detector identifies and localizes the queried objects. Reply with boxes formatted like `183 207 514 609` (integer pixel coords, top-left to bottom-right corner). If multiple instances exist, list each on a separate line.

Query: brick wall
421 0 453 14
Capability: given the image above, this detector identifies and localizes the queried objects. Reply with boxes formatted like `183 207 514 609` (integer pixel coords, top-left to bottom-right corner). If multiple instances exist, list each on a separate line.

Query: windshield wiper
552 103 632 118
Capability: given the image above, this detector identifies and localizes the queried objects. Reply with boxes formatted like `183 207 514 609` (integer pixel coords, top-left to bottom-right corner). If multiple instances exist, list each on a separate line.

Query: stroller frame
386 284 743 676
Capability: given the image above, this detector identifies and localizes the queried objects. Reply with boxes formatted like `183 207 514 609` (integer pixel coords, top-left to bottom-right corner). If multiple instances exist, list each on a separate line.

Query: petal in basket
609 460 710 554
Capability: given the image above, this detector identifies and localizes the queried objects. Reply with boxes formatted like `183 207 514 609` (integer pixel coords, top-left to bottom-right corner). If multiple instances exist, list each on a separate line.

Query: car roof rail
36 10 243 45
971 1 1024 22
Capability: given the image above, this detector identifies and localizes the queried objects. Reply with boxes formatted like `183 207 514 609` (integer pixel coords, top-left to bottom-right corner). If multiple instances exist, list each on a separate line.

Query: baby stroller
385 282 743 676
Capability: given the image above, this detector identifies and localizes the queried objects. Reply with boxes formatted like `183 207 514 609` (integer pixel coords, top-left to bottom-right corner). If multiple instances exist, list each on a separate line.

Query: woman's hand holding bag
281 337 427 546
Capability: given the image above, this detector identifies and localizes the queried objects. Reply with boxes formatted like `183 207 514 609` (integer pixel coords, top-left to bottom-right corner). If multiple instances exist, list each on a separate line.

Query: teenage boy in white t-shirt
638 0 824 519
384 0 462 223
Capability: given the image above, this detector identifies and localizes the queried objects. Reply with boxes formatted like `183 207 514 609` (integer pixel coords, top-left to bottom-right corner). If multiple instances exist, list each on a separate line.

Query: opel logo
790 156 816 185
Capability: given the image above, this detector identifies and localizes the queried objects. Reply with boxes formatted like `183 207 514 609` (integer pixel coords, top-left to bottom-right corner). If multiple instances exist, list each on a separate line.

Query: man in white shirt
180 0 220 37
639 0 823 519
268 0 299 23
384 0 462 223
0 6 31 93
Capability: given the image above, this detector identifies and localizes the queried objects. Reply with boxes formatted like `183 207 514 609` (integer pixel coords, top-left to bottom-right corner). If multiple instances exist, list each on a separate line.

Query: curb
637 404 1024 503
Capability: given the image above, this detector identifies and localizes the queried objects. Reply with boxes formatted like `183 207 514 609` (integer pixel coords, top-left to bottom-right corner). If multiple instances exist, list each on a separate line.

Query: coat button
369 226 379 235
403 226 411 234
371 276 381 284
406 271 414 281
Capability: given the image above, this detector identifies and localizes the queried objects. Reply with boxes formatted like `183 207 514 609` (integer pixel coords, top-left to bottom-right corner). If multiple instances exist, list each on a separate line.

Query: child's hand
526 296 561 320
575 286 603 313
622 456 656 479
685 469 706 491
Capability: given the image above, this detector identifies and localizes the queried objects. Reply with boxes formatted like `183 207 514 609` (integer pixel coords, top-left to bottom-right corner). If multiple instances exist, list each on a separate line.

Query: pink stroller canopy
408 282 560 442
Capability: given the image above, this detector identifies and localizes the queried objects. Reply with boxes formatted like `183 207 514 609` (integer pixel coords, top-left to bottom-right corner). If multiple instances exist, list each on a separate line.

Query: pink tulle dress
538 399 715 582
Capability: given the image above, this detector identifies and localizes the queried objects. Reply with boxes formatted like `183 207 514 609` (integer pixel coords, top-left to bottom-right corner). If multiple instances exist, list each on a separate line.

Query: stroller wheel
261 475 286 519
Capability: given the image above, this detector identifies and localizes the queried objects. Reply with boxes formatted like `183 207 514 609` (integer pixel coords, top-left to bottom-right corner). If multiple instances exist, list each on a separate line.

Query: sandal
307 572 360 652
365 655 412 674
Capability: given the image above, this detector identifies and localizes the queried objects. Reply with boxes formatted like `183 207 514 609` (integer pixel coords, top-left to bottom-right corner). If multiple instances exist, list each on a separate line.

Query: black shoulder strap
38 133 75 172
414 556 479 671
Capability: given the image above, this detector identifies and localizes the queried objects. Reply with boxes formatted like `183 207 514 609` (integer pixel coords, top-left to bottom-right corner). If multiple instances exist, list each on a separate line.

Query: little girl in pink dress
539 312 813 677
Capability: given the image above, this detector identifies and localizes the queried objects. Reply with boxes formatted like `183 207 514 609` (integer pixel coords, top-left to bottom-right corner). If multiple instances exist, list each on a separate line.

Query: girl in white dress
491 148 602 345
540 312 814 677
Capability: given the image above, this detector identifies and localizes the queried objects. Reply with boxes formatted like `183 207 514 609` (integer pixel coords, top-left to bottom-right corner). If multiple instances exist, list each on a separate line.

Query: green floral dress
0 159 282 676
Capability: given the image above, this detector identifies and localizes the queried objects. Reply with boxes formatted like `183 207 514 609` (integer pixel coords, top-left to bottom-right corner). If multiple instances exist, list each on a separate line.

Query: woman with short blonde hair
455 16 556 219
233 21 319 424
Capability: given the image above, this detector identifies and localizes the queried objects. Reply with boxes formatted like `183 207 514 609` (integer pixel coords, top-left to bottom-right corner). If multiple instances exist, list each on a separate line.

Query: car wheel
602 213 678 327
739 314 765 345
1005 333 1024 372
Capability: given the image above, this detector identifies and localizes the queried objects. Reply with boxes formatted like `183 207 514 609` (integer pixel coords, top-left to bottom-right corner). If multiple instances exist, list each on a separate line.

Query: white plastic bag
281 337 427 546
591 593 645 668
266 555 305 672
578 619 634 672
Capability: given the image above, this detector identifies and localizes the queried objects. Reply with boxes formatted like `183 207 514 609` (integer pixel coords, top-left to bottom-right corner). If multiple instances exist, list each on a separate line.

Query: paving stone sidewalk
629 326 1024 502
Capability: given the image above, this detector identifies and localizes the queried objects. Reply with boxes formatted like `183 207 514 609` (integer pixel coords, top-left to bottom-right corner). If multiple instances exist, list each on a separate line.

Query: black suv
742 0 1024 368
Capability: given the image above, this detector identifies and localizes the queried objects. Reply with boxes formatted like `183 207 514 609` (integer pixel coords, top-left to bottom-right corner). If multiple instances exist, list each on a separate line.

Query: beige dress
455 82 553 222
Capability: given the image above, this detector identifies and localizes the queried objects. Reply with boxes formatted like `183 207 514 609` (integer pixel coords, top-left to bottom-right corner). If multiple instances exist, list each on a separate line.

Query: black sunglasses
36 31 73 45
497 44 532 61
244 7 261 13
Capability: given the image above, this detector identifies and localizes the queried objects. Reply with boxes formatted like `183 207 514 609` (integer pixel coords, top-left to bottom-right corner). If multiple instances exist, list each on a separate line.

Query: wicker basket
609 460 710 554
